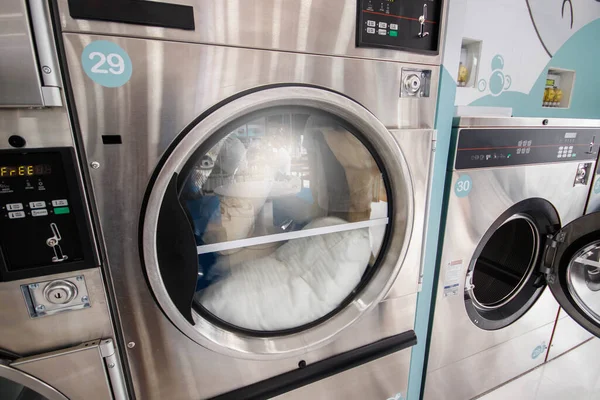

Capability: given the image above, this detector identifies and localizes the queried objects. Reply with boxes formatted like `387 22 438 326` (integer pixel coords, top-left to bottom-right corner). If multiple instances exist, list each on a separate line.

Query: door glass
0 376 49 400
179 107 391 332
567 240 600 323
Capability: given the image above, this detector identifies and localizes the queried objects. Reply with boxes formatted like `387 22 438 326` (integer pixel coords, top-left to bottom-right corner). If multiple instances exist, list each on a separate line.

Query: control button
569 146 574 151
527 140 532 146
367 27 376 34
390 23 398 30
517 148 522 154
559 146 564 151
367 20 376 27
378 29 387 35
525 148 531 154
390 31 398 37
54 207 70 215
378 22 387 28
30 201 46 209
8 211 25 219
32 209 48 217
6 203 23 211
52 199 69 207
518 141 523 146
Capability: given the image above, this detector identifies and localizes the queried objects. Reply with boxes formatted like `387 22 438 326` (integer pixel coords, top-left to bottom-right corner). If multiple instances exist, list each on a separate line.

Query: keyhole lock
43 280 78 305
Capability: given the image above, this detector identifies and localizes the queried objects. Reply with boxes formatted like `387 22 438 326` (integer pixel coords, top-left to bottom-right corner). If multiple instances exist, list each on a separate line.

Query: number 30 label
81 41 132 88
454 174 473 198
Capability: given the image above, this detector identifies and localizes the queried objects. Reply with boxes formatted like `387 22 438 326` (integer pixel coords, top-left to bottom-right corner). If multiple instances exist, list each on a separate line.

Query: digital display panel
565 132 578 139
0 164 51 177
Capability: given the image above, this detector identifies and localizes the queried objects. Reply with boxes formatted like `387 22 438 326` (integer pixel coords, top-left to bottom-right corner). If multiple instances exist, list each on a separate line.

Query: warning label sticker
443 259 463 297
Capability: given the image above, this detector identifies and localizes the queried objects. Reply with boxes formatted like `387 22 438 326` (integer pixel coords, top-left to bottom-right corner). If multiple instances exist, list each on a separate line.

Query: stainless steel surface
12 340 115 400
0 0 44 106
22 276 90 317
0 108 75 149
455 117 600 128
29 0 61 89
275 347 412 400
60 22 438 396
1 268 114 355
99 339 128 400
547 309 593 360
195 218 389 255
0 362 68 400
57 0 447 65
425 122 596 400
143 86 415 358
425 321 555 400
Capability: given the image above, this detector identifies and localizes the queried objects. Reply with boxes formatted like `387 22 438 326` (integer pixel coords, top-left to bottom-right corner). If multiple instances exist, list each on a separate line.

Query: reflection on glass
179 107 390 331
0 376 48 400
568 240 600 323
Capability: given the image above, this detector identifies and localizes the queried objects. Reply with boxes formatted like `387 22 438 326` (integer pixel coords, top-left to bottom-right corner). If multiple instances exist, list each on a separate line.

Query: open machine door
544 212 600 337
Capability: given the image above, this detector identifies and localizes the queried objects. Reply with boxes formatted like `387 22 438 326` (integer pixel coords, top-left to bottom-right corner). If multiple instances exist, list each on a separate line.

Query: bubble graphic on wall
478 54 512 97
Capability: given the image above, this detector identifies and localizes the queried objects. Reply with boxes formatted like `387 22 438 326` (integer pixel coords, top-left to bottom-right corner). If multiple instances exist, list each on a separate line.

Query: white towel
196 217 371 331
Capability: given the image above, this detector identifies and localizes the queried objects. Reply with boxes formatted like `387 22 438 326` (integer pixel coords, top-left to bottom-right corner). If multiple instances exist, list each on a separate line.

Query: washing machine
546 128 600 361
424 117 600 400
51 0 446 398
0 0 127 398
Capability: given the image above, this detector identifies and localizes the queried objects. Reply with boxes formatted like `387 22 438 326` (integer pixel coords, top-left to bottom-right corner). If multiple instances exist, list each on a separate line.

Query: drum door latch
418 4 430 38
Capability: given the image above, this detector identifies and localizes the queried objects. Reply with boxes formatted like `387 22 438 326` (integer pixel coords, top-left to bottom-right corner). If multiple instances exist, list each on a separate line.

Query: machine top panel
57 0 444 65
455 127 599 170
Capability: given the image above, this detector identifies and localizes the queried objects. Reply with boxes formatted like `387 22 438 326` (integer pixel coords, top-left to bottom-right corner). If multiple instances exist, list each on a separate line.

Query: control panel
455 128 599 170
0 148 95 281
356 0 443 54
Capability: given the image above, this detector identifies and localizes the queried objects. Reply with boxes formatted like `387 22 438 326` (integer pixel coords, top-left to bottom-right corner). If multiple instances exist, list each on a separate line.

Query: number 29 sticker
81 40 132 88
454 174 472 198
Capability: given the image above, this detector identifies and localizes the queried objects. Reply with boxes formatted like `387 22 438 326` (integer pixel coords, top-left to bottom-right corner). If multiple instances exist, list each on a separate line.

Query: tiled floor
478 338 600 400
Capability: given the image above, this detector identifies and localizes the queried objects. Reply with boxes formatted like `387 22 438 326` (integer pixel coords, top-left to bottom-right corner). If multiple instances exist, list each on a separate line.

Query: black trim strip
210 330 417 400
68 0 195 31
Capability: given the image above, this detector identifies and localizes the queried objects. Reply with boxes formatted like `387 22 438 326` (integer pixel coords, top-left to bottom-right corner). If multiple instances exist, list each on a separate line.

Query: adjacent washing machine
425 117 600 400
52 0 446 398
547 130 600 361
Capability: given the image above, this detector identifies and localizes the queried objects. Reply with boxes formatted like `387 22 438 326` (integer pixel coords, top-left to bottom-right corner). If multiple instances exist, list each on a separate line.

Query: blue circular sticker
454 175 473 198
594 178 600 194
81 41 132 88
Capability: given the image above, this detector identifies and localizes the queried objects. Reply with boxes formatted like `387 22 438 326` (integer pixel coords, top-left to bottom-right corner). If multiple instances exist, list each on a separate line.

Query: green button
389 31 398 37
54 207 70 215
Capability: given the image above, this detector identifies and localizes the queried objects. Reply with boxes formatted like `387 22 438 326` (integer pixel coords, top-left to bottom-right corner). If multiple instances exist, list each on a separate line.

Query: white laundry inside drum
180 106 390 333
196 217 372 331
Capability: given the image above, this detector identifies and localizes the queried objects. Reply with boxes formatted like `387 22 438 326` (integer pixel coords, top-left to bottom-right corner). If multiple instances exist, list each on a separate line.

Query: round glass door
0 364 67 400
547 211 600 338
143 86 414 358
181 106 390 333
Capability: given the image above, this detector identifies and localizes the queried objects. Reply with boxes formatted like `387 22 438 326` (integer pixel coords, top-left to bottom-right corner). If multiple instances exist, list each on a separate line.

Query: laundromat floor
478 338 600 399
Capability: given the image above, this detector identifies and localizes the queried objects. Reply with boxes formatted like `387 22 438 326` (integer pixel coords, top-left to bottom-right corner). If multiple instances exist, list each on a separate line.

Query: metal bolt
90 161 100 169
108 363 115 369
28 283 39 290
81 296 89 303
76 276 84 281
127 342 135 349
35 304 45 312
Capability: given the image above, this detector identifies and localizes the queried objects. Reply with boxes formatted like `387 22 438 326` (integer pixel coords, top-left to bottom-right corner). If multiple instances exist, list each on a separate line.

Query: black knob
542 119 549 126
8 135 26 148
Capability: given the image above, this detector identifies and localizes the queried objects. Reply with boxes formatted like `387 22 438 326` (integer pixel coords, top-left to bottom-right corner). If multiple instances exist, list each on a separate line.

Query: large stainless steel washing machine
52 0 446 398
546 125 600 361
0 1 127 399
425 117 600 400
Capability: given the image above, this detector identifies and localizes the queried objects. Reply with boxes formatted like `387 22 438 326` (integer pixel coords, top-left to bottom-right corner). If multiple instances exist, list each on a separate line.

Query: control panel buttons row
366 20 399 30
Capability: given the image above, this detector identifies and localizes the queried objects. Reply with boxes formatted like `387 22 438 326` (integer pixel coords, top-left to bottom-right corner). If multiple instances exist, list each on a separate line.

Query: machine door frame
545 211 600 337
0 362 68 400
141 85 416 360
